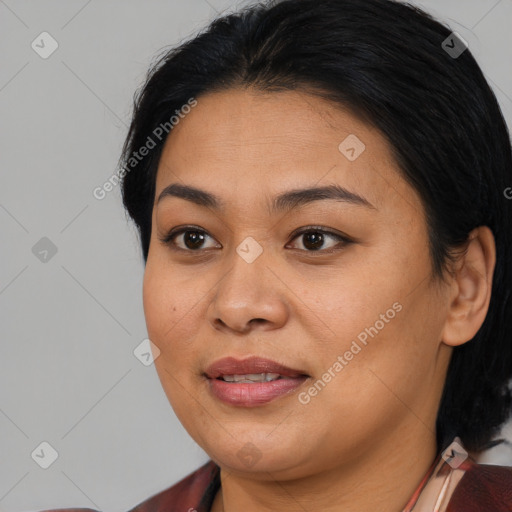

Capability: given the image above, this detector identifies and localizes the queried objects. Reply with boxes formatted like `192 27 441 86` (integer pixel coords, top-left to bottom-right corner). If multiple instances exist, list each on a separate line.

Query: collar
200 437 472 512
402 437 473 511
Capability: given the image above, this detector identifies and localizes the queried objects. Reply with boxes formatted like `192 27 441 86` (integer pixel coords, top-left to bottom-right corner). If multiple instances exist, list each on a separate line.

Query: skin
143 88 496 512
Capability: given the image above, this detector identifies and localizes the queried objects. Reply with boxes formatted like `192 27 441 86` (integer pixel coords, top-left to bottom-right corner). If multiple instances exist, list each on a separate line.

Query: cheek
142 265 166 338
142 261 206 361
143 266 200 409
143 263 185 345
305 311 424 438
310 261 440 406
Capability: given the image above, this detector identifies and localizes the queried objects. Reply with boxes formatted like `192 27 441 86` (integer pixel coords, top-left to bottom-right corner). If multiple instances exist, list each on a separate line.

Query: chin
206 437 310 476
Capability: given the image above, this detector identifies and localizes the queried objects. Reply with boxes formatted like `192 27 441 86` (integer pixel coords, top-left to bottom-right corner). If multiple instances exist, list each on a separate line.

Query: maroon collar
126 438 512 512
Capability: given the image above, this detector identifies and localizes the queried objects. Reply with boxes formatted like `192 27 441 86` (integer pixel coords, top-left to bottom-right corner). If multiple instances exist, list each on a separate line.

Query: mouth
217 373 292 383
204 356 310 407
204 356 308 379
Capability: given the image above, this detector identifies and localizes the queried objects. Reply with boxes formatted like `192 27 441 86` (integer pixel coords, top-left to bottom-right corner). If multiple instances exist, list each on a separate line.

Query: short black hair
119 0 512 454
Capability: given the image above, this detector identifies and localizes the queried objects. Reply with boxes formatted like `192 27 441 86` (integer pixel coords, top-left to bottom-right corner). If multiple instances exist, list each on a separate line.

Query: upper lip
204 356 308 379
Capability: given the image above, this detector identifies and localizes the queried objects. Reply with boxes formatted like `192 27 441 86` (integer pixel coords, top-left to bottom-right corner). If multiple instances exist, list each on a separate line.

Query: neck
211 427 438 512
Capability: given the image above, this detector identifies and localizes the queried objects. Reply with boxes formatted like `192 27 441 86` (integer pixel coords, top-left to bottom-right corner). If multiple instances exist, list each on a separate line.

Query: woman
44 0 512 510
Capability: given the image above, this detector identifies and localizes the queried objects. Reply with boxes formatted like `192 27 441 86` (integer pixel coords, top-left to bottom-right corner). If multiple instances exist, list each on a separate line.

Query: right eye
158 226 221 252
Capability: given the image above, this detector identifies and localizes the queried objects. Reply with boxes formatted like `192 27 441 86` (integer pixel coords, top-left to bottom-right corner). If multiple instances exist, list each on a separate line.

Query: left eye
287 228 350 252
159 226 351 253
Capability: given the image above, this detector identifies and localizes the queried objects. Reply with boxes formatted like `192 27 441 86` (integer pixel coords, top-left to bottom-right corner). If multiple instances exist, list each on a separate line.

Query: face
143 88 453 480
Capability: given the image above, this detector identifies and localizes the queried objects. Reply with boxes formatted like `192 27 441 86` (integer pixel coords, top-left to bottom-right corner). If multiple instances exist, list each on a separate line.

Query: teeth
222 373 282 383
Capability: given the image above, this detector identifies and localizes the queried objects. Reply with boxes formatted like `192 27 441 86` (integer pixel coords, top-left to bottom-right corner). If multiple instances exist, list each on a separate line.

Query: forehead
154 88 419 217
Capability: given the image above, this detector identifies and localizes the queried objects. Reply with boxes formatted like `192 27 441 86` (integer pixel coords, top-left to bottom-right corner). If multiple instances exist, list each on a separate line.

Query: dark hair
119 0 512 453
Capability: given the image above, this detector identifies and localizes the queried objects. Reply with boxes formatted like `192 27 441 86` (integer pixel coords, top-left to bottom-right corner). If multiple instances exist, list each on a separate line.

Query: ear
441 226 496 347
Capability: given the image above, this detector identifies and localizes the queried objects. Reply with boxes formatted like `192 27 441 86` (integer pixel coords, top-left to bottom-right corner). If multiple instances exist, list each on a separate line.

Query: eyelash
158 225 353 254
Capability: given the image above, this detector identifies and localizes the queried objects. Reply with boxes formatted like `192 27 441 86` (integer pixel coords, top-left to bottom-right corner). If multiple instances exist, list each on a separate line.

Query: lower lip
207 377 308 407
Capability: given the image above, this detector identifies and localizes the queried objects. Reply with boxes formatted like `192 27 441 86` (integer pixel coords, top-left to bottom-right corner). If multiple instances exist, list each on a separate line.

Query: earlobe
441 226 496 347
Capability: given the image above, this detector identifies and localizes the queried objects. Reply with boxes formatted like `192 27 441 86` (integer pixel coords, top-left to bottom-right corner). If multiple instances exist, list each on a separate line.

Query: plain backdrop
1 0 511 510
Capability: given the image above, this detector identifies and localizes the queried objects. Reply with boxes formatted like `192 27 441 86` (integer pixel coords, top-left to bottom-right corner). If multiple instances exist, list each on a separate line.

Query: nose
207 247 289 335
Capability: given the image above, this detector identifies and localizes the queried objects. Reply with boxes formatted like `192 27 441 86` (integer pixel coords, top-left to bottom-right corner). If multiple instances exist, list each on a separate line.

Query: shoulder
38 508 98 512
37 460 219 512
448 460 512 511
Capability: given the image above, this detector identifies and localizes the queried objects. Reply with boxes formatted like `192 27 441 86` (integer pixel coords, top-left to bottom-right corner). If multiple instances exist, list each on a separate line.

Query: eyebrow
156 182 376 213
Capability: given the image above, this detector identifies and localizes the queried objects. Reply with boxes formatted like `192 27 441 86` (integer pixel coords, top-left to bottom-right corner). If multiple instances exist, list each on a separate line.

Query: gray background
1 0 511 510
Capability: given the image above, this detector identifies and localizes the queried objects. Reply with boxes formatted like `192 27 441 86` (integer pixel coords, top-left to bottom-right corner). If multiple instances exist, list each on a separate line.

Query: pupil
184 231 204 249
303 232 323 250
